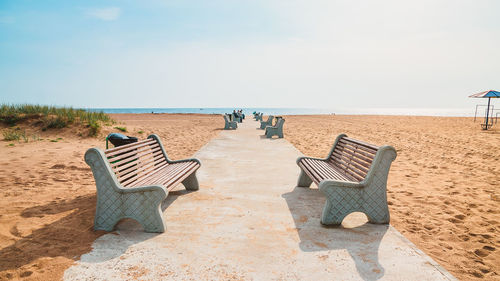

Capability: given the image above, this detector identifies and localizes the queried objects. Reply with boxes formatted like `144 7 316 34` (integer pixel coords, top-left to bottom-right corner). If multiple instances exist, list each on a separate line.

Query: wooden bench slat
105 138 155 155
133 162 191 187
333 163 365 182
108 142 161 164
115 158 167 180
301 159 329 184
327 163 359 182
330 154 370 175
336 141 377 157
129 161 193 188
343 137 379 151
303 159 349 182
300 159 352 185
119 162 169 186
109 145 162 168
161 163 199 190
132 162 198 189
330 151 371 170
332 144 375 163
112 150 164 175
338 138 377 153
298 161 323 185
122 161 173 187
120 159 172 186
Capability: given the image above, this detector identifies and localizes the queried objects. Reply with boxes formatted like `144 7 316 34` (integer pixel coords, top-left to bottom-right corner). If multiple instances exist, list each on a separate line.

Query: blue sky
0 0 499 110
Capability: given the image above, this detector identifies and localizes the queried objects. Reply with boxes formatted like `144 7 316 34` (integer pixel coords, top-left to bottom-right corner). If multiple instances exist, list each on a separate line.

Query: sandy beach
0 113 498 280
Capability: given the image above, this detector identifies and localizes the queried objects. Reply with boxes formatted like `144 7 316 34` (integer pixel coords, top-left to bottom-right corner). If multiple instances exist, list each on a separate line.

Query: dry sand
284 115 499 281
0 113 498 281
0 114 221 281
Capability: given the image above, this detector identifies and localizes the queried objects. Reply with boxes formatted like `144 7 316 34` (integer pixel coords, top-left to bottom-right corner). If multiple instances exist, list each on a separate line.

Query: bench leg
320 198 352 226
297 170 312 188
94 189 167 233
265 129 274 138
182 172 199 191
320 183 390 225
319 184 360 226
364 198 390 224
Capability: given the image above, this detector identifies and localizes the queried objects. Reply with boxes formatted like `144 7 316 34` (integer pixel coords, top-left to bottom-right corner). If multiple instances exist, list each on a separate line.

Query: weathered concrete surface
64 119 456 280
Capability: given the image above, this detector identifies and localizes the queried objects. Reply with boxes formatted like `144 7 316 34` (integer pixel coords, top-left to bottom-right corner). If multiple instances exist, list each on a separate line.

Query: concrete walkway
65 119 456 280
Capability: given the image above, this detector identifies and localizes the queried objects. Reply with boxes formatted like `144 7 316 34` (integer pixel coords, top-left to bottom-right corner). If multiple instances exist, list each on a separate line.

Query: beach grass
114 126 127 132
0 104 113 136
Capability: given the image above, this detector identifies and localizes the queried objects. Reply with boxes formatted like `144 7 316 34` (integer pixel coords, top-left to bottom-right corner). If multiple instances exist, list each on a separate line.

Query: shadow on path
282 186 389 281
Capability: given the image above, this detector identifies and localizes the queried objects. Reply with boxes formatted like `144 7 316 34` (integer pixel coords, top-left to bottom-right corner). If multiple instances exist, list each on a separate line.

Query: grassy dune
0 104 113 137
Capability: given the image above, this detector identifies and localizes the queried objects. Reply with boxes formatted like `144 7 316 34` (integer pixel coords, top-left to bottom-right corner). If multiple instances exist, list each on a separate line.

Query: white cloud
86 7 121 21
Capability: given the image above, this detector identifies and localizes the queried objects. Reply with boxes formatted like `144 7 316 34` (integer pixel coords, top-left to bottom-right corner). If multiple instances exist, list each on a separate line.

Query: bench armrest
148 134 201 166
119 184 168 197
318 179 364 191
363 145 397 186
168 158 201 165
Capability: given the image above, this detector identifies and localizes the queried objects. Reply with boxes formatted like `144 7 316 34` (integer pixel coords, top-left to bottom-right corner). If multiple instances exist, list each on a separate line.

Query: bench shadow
0 194 107 272
0 189 192 271
259 135 283 140
282 186 389 281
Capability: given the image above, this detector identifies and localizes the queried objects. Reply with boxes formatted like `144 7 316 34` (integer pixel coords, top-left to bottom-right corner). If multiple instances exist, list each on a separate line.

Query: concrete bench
296 134 396 225
259 115 274 129
265 117 285 138
255 113 263 121
224 114 237 130
85 134 201 233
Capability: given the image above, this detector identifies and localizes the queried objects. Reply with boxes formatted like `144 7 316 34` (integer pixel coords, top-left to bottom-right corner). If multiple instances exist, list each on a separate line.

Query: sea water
89 107 476 117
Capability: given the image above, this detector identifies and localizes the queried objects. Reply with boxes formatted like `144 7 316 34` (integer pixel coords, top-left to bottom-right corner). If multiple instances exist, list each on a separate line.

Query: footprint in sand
482 245 495 252
458 234 470 241
480 234 492 239
50 164 66 169
447 217 462 224
474 248 490 257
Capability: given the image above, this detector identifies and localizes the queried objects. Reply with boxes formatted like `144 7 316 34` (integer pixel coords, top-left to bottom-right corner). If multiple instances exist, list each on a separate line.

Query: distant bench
296 134 396 225
85 134 201 233
265 117 285 138
224 114 237 130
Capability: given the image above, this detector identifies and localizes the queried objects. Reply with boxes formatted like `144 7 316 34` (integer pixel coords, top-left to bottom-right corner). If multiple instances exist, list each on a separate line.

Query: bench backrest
265 115 274 123
104 136 167 187
275 118 285 129
329 136 378 182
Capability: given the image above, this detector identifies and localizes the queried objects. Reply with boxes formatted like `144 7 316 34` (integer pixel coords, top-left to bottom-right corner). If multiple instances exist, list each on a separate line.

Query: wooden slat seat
296 134 397 226
85 134 201 233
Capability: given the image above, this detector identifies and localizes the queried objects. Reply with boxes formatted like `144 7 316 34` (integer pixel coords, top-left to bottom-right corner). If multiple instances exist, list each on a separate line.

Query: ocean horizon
88 107 479 117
